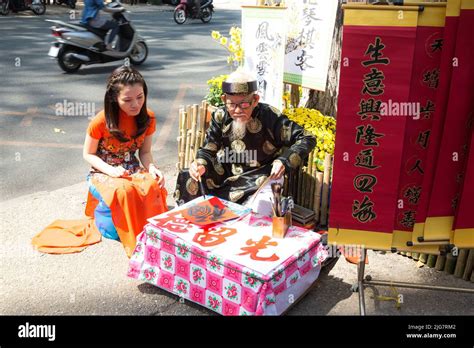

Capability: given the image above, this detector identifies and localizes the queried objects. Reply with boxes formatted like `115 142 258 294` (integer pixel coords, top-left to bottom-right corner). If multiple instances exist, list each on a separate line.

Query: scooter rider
81 0 124 51
191 0 200 17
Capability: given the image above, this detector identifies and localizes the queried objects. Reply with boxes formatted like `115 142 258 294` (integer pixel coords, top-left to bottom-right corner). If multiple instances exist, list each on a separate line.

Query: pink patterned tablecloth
127 202 328 316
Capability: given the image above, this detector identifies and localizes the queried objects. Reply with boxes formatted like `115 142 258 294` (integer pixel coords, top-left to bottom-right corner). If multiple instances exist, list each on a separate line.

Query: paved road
0 4 240 201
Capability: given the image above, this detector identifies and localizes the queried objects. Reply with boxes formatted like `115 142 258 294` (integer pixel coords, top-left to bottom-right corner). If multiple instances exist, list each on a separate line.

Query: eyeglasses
225 98 254 110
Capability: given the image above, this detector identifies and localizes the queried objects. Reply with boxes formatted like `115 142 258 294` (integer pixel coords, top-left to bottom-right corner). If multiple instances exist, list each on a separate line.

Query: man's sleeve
195 108 225 170
271 110 316 173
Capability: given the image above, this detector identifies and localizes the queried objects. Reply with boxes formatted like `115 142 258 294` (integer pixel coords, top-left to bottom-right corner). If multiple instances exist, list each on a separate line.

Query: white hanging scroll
283 0 338 91
242 6 287 111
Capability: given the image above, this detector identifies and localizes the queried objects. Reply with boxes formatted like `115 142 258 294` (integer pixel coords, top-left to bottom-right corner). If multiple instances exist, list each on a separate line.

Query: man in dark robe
174 70 316 216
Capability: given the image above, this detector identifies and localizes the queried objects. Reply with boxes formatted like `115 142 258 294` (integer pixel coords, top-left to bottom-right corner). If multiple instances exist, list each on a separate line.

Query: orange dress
33 109 168 257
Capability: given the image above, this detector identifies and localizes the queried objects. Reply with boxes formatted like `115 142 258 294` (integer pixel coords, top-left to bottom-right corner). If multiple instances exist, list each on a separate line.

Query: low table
127 198 328 315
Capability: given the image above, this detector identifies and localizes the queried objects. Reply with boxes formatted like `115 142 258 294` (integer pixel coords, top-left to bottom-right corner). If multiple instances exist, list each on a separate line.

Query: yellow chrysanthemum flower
283 107 336 171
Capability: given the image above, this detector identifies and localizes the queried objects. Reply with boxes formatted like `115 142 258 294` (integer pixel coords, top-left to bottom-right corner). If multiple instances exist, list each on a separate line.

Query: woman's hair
104 66 150 142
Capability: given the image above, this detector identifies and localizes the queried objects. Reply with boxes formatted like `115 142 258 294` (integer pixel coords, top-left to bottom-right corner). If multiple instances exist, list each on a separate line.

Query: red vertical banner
418 0 474 243
412 0 462 244
391 4 446 254
453 128 474 247
328 5 419 250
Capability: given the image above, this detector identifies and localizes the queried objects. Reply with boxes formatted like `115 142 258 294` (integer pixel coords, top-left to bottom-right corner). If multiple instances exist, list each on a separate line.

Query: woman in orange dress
83 66 168 257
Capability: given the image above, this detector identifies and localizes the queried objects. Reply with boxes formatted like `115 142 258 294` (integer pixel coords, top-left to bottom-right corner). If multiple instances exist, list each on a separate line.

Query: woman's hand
149 164 165 188
108 165 129 178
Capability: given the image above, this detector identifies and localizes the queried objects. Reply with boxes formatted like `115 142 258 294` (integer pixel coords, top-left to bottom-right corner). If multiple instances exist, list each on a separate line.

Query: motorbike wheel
1 0 10 15
200 7 212 23
31 2 46 15
129 41 148 66
57 47 82 73
173 8 186 25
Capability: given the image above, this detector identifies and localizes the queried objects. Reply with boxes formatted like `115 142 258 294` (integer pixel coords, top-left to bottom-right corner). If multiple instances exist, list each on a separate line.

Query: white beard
230 119 247 141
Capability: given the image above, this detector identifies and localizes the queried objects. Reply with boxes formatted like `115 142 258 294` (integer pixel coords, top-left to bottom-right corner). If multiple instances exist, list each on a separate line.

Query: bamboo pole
185 105 192 129
297 167 303 206
419 253 428 264
199 103 207 140
320 154 332 226
179 109 187 170
194 105 204 153
462 249 474 281
177 108 184 171
435 254 446 271
304 152 313 208
454 249 468 278
406 252 412 258
427 254 437 268
189 104 199 159
302 172 309 208
444 252 457 274
309 155 318 210
412 252 419 261
292 170 298 204
184 130 192 168
313 172 323 224
300 169 306 207
283 174 289 197
194 130 202 159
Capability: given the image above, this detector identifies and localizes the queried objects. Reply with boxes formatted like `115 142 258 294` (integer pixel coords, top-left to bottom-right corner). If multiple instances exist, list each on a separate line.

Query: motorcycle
173 0 213 25
0 0 45 15
55 0 76 9
46 0 148 73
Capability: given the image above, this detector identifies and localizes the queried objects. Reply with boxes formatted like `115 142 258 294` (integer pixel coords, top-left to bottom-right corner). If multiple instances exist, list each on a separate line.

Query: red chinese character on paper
193 226 238 247
238 236 280 262
151 211 191 234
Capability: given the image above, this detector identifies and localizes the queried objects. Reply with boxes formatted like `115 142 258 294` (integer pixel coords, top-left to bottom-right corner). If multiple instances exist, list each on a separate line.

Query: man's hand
189 161 206 181
149 164 165 188
270 160 285 180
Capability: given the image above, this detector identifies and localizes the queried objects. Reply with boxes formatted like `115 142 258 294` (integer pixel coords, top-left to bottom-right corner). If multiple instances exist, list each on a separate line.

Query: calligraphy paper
242 6 287 110
283 0 338 91
180 197 239 226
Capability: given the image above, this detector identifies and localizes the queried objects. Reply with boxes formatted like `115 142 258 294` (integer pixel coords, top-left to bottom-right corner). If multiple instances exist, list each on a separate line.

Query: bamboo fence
177 101 211 171
398 248 474 283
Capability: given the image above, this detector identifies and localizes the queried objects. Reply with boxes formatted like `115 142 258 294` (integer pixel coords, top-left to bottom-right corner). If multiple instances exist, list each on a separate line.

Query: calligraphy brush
269 196 277 217
249 176 272 205
192 151 207 200
271 182 283 217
